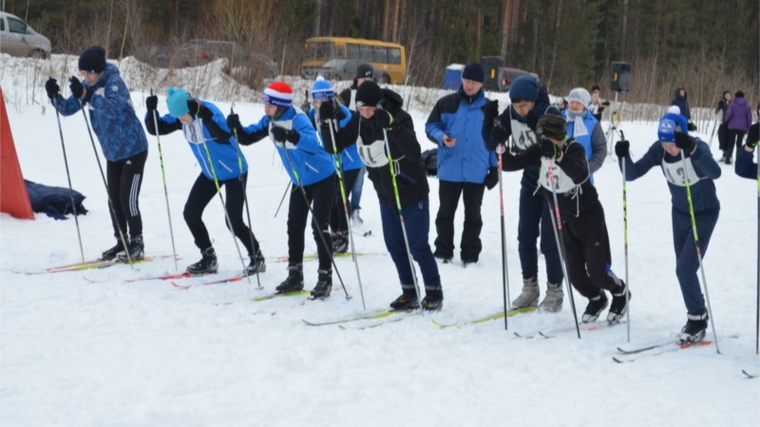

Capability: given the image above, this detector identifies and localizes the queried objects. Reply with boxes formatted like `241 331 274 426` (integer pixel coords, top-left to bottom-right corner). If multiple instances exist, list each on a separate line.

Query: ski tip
170 281 191 290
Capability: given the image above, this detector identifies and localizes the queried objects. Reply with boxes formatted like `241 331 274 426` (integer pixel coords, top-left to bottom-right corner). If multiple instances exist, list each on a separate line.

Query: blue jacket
145 100 247 182
562 108 607 182
425 87 497 183
619 139 721 215
53 63 148 162
308 104 363 172
735 146 757 179
242 106 334 186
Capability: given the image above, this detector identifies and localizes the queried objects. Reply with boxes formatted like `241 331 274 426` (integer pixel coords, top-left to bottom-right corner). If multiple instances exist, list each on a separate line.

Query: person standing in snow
424 62 499 267
501 114 630 323
615 114 721 344
321 81 444 311
228 82 336 299
724 91 753 165
715 91 732 162
561 87 607 183
307 77 362 254
588 85 610 123
45 46 149 261
144 88 265 277
671 87 697 131
481 75 564 313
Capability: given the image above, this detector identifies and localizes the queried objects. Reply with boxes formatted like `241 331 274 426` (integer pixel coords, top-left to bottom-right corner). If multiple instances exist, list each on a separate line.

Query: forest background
3 0 758 122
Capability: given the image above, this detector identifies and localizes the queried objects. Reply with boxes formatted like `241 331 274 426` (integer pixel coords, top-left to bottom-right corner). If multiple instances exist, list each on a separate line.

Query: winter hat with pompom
262 82 294 108
166 87 190 119
311 76 334 101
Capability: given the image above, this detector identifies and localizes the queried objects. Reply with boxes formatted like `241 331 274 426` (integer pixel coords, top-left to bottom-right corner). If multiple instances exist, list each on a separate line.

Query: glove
196 103 214 122
300 101 311 115
271 126 300 144
485 167 499 190
540 137 557 159
375 110 392 129
615 140 630 157
45 78 59 100
601 101 611 106
490 125 508 145
674 132 696 152
146 95 158 111
687 122 698 132
319 100 336 120
226 113 241 130
526 111 539 131
482 100 499 125
68 76 84 99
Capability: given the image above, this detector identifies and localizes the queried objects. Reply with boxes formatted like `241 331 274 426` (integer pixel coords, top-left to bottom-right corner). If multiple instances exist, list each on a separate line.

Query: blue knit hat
658 116 677 143
166 87 190 118
312 76 334 101
462 62 485 83
509 75 539 102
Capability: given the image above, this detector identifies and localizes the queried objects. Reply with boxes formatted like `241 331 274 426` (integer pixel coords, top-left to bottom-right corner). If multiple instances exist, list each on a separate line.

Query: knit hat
78 46 107 74
166 87 190 118
355 81 384 107
509 75 539 102
536 114 567 141
462 62 485 83
566 88 590 108
262 82 294 107
311 76 334 101
356 63 374 79
667 105 681 115
658 116 677 143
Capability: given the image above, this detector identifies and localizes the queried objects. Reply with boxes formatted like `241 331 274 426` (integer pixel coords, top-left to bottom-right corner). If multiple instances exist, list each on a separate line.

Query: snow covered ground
1 55 758 427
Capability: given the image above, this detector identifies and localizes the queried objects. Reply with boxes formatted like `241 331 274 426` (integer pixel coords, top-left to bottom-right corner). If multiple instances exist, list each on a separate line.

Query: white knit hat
567 87 591 107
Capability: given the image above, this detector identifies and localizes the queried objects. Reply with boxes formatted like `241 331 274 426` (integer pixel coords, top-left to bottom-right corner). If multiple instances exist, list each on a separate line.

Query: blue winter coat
619 139 721 215
308 104 363 172
425 87 497 183
243 106 334 186
53 63 148 162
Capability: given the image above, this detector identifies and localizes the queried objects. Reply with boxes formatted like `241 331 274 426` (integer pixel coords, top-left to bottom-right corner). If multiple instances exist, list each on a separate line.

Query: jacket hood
673 87 687 100
733 97 748 107
380 88 404 113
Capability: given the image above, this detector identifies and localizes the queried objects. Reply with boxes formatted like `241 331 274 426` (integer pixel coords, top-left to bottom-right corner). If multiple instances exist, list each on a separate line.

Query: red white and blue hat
262 82 293 107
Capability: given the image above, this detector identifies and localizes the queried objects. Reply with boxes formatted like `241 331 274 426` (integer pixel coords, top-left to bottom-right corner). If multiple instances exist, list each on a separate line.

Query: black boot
390 286 420 311
582 291 609 323
118 235 145 262
276 264 304 293
332 231 349 254
421 289 444 311
186 247 218 275
244 251 266 276
311 269 332 298
680 310 709 344
101 241 124 260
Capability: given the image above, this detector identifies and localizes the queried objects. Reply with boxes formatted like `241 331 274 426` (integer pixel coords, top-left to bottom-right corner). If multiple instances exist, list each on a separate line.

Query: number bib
357 137 389 168
661 157 702 187
182 119 207 144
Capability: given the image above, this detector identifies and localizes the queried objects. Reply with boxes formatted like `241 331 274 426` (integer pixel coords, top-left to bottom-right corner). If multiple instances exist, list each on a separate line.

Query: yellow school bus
302 37 407 84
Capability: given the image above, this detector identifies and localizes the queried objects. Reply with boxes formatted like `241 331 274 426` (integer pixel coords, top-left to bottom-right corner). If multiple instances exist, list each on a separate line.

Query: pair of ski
16 254 175 275
512 319 623 339
612 336 716 363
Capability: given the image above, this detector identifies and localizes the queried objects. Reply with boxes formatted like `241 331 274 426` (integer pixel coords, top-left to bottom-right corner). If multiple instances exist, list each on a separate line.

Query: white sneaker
538 282 563 312
511 277 539 309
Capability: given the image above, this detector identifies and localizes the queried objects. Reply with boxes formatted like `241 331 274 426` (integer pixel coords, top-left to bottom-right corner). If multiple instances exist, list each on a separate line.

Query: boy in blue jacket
144 88 264 277
228 82 336 299
615 114 721 343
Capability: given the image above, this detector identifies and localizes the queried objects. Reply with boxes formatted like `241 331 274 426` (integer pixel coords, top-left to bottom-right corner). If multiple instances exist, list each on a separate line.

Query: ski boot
679 310 708 344
310 269 332 299
538 281 564 312
582 291 609 323
276 264 304 293
186 247 218 275
511 277 539 309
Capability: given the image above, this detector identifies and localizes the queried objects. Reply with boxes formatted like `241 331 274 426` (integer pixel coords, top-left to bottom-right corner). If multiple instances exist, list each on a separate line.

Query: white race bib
661 157 702 187
182 119 207 144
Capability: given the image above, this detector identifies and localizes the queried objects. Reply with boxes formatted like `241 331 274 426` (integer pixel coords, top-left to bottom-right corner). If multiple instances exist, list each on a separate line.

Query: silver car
0 12 51 58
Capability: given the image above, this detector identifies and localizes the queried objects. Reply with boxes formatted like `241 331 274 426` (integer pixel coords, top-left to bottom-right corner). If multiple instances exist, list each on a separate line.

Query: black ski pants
725 129 746 161
106 149 147 240
330 168 360 233
287 174 336 271
434 180 485 263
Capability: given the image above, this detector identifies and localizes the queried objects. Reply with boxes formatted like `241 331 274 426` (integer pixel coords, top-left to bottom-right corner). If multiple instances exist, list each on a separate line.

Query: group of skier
44 46 758 343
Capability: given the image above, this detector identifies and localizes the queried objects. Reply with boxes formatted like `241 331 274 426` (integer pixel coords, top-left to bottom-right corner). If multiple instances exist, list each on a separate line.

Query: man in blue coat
426 63 498 266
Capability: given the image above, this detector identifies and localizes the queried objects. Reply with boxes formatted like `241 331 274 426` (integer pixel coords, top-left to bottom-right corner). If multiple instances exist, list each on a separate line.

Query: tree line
5 0 758 111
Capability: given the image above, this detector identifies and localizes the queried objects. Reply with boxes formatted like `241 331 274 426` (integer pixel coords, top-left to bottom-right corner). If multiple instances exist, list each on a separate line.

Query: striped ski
302 309 409 327
432 306 537 329
612 340 714 363
18 255 175 275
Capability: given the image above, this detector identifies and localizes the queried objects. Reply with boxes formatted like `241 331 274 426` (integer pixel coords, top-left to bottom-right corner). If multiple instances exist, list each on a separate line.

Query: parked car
499 67 538 92
302 59 383 82
0 12 51 59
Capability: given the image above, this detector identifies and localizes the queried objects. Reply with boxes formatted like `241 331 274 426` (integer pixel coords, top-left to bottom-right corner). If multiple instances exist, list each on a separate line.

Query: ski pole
230 104 263 289
325 115 366 310
680 148 720 354
274 180 290 217
51 89 86 263
278 133 351 300
756 144 759 354
544 155 581 338
76 92 132 268
382 127 424 312
620 130 631 343
707 118 718 148
150 89 178 271
496 143 511 330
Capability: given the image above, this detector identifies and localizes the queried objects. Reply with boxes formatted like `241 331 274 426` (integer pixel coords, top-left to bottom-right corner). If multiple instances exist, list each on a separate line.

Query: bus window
346 43 360 60
306 41 335 61
388 48 401 65
360 45 374 62
373 46 387 63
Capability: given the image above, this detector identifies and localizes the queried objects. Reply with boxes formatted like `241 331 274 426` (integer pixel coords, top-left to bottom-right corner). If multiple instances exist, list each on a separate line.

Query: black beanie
79 46 107 73
736 91 745 98
536 114 567 141
356 81 385 107
462 62 485 83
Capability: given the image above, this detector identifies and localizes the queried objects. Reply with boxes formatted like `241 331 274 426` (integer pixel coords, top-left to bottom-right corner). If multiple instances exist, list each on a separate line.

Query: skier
615 114 721 343
425 62 499 266
228 82 336 299
715 91 732 162
724 91 753 165
481 75 564 312
45 46 149 261
320 81 444 311
561 87 607 183
144 88 265 276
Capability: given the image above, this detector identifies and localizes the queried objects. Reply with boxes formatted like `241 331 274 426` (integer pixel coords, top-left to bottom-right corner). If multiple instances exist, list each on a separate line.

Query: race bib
662 157 702 187
357 138 389 168
183 119 207 144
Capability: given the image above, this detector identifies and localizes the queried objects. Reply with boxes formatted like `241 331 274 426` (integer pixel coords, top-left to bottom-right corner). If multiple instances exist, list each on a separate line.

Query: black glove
540 137 557 159
271 126 300 144
602 101 611 106
526 111 539 131
319 100 336 120
68 76 84 99
226 113 241 130
615 140 630 157
490 125 508 145
674 132 696 152
687 122 698 132
320 123 335 152
196 103 214 122
485 167 499 190
45 78 59 100
375 110 392 129
482 100 499 125
146 95 158 111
